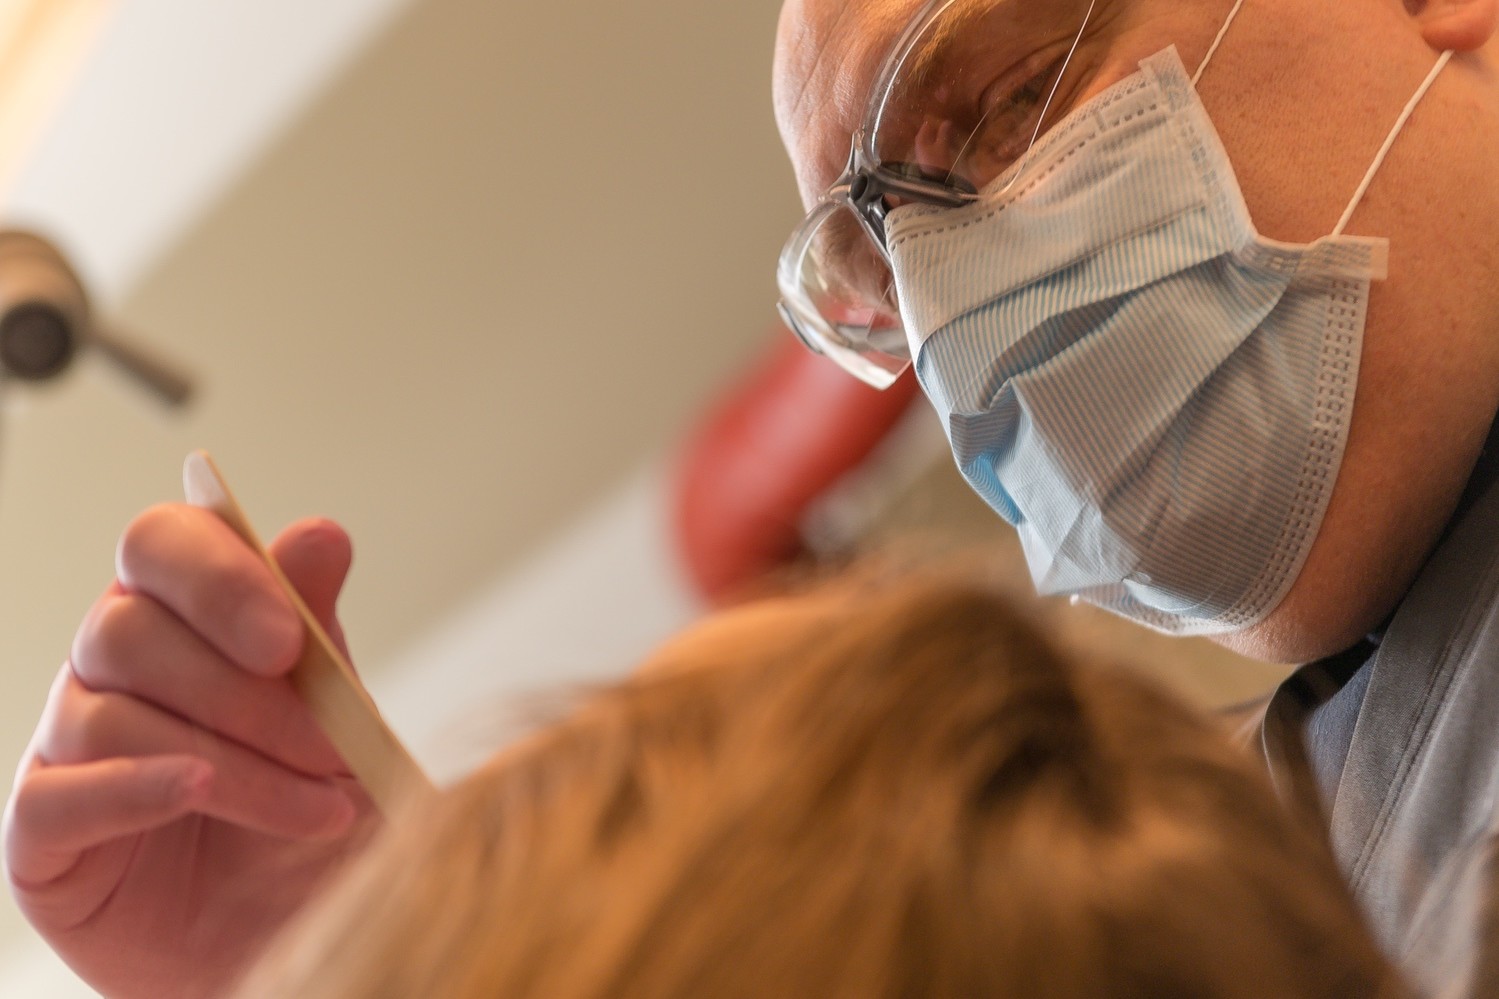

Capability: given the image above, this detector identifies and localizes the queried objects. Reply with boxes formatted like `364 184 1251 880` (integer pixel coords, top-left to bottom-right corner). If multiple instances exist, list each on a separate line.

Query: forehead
775 0 1102 207
774 0 920 207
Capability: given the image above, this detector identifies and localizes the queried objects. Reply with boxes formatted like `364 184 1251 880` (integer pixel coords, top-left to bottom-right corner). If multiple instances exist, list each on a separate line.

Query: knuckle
115 503 187 578
195 562 264 625
48 685 130 765
71 593 154 691
5 775 49 844
116 503 278 653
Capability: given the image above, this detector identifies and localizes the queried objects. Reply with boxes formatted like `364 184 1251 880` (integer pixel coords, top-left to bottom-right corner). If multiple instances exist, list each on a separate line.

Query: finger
4 755 211 886
115 504 302 676
72 593 347 777
267 517 354 660
37 672 355 841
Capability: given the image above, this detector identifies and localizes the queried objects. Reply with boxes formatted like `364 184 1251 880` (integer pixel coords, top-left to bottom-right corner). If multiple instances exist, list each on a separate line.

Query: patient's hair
236 575 1405 998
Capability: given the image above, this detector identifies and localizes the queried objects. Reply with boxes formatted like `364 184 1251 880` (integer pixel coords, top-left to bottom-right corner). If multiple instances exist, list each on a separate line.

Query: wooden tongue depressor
182 450 436 814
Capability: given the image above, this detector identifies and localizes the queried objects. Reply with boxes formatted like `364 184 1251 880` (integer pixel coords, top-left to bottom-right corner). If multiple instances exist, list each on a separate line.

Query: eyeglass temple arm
849 167 973 249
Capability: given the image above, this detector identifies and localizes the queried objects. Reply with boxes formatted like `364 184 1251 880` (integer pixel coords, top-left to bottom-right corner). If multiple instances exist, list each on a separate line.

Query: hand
2 507 379 999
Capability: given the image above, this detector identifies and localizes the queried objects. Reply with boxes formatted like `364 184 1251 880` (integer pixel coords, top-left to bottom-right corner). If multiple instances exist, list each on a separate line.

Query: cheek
1194 71 1362 239
1189 7 1444 241
1253 75 1499 658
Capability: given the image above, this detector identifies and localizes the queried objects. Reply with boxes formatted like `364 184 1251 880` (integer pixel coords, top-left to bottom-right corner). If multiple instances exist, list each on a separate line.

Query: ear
1407 0 1499 52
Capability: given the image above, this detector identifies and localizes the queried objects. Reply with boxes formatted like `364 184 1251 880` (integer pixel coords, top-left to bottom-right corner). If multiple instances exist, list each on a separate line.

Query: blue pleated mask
886 45 1449 636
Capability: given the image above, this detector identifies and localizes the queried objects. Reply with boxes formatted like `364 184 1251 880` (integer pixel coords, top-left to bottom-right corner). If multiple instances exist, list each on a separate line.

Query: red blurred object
672 328 921 604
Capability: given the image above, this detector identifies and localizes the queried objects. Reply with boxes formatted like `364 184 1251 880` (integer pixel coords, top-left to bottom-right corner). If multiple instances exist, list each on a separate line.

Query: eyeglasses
776 0 1098 388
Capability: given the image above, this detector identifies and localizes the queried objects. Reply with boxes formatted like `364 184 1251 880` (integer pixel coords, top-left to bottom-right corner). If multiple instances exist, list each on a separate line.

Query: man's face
773 0 1205 210
776 0 1154 347
774 0 1499 662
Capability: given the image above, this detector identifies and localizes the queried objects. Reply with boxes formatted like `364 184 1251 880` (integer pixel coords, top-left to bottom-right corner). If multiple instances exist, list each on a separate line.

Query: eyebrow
869 0 1098 144
867 0 1034 145
894 0 995 103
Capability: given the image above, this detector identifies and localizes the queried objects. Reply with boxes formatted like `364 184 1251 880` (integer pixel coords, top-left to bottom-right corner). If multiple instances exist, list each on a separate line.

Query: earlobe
1409 0 1499 52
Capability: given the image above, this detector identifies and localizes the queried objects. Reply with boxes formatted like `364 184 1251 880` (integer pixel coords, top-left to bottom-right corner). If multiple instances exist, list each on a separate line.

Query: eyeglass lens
784 0 1099 385
869 0 1099 193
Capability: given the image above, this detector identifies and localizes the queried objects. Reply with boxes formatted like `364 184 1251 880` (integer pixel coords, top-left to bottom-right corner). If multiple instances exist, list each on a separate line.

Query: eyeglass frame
776 0 1097 389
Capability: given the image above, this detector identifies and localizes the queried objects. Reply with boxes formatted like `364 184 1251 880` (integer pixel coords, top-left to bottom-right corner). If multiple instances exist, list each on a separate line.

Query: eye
981 70 1048 121
869 35 1079 193
970 63 1058 164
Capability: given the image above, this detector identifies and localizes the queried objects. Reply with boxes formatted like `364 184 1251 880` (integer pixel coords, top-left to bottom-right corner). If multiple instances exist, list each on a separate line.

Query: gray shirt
1259 439 1499 999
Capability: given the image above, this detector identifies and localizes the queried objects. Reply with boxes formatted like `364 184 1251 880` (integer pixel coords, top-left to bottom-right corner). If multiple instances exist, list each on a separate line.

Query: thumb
268 517 354 659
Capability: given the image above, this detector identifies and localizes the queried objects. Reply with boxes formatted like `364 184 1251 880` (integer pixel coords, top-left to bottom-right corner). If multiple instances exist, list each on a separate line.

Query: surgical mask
885 41 1451 636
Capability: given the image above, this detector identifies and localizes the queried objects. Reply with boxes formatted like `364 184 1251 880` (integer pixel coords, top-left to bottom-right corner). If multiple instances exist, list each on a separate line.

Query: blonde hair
237 575 1405 998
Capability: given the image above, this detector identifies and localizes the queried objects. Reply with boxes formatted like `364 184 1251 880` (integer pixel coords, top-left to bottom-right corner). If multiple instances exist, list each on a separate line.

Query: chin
1208 589 1391 666
1211 624 1343 669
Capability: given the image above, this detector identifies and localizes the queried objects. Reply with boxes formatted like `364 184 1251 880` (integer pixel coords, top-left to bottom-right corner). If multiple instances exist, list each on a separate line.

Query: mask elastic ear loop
1191 0 1248 86
1333 49 1453 236
988 0 1097 196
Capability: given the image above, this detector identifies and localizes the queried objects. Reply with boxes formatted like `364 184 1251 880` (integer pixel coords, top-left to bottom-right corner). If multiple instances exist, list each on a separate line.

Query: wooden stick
183 450 437 814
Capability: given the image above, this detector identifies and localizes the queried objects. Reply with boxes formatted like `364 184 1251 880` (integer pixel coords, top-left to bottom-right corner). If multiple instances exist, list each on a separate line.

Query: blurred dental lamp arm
91 323 194 406
0 229 195 406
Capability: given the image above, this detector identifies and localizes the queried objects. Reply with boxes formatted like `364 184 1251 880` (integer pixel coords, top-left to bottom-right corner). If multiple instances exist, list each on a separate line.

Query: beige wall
0 0 797 960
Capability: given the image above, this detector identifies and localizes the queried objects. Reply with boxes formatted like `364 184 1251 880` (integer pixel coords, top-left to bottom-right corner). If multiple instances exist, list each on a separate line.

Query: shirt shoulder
1260 470 1499 999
